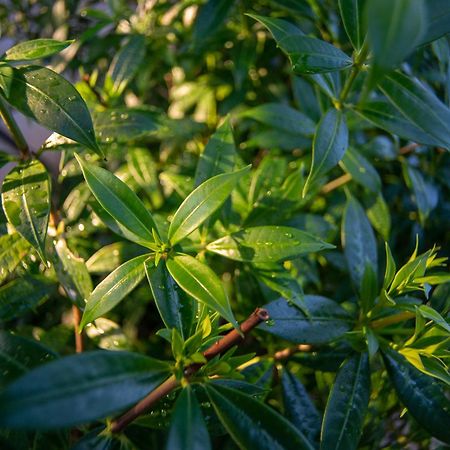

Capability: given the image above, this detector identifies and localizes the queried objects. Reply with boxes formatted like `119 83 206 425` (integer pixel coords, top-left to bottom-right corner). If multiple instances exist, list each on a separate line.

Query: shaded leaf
338 0 367 50
0 233 30 283
340 147 380 193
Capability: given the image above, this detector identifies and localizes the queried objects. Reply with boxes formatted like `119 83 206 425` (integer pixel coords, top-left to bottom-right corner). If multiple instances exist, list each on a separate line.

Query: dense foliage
0 1 449 449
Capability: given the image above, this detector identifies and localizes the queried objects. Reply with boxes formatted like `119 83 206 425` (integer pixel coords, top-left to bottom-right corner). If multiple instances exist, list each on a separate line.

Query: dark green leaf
0 63 14 96
166 386 211 450
168 166 250 245
239 103 315 136
145 258 195 339
0 276 55 321
250 15 352 74
0 331 57 388
194 116 236 187
4 39 73 61
378 71 450 149
321 353 371 450
304 108 348 195
382 349 450 443
259 296 354 344
419 0 450 45
80 254 148 329
166 254 237 327
338 0 367 50
207 226 333 263
108 35 145 96
1 66 100 155
340 147 381 193
281 370 321 444
76 155 159 248
355 100 442 146
367 0 426 78
342 197 378 290
0 233 29 283
0 351 170 429
1 160 50 262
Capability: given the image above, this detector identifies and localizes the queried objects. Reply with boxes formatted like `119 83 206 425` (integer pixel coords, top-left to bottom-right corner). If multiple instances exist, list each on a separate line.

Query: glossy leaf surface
1 159 50 261
207 226 333 263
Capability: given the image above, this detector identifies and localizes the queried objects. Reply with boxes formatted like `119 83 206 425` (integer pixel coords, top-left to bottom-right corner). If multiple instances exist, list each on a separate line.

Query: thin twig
321 173 352 194
273 344 313 361
72 305 84 353
0 96 29 157
110 308 269 433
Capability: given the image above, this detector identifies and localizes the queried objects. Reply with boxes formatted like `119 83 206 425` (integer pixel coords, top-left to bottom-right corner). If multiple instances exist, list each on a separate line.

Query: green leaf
340 147 380 193
145 258 195 339
62 181 91 222
194 116 236 187
419 0 450 45
206 226 334 263
250 14 352 74
4 39 73 61
0 351 170 429
54 238 93 308
76 155 159 248
304 108 348 196
259 296 354 344
166 386 211 450
0 63 14 96
366 193 391 241
417 305 450 333
342 197 378 290
321 353 371 450
1 160 51 262
107 35 145 96
281 370 321 444
367 0 426 80
0 276 55 321
166 254 237 327
382 349 450 443
378 71 450 149
0 233 30 283
338 0 367 50
80 254 149 329
239 103 315 137
382 242 396 291
1 66 100 155
354 100 443 146
205 383 314 450
0 331 57 388
93 108 162 144
402 164 438 224
168 166 250 245
86 242 147 274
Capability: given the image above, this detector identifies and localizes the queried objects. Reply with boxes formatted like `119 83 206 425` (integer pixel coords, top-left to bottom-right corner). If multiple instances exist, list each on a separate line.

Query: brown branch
321 173 352 194
399 143 419 155
273 344 313 361
110 308 269 433
72 305 84 353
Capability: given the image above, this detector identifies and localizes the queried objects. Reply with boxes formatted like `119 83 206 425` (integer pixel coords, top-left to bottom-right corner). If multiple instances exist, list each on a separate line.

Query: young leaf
366 194 391 241
0 331 57 388
367 0 426 79
168 166 250 245
4 39 73 61
382 349 450 443
80 254 149 329
166 254 237 327
303 108 348 196
0 276 55 321
338 0 367 50
145 258 195 338
0 63 14 96
166 386 211 450
0 233 30 283
194 116 236 186
1 66 100 155
76 155 159 248
250 15 352 74
321 353 371 450
107 34 146 96
0 351 170 429
378 71 450 149
342 196 378 291
206 226 334 263
1 160 50 262
281 370 321 444
259 296 354 344
205 383 314 449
